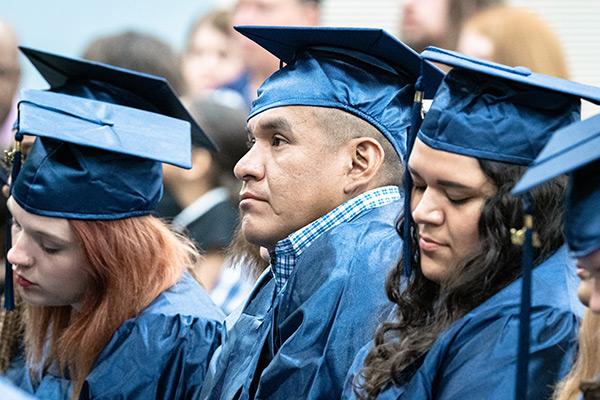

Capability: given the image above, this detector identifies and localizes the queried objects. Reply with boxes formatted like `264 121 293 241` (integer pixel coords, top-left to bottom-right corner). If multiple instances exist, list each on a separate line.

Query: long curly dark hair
355 159 567 399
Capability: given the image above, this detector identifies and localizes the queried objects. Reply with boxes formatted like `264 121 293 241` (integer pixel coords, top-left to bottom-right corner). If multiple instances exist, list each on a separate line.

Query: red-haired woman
4 47 224 399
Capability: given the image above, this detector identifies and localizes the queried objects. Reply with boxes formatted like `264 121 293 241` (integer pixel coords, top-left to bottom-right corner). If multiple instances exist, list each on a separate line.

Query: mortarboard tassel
512 195 540 399
4 134 23 311
402 71 425 279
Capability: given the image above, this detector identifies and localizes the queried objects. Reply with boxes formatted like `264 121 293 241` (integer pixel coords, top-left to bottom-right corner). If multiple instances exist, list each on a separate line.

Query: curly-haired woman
344 48 600 399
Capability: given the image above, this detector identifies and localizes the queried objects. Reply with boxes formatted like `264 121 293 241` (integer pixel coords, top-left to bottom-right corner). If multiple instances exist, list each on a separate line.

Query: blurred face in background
457 28 494 61
182 23 243 96
232 0 320 75
0 22 20 123
401 0 449 52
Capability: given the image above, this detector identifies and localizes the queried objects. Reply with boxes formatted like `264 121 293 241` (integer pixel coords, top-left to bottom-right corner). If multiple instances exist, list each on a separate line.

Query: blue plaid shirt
270 185 402 291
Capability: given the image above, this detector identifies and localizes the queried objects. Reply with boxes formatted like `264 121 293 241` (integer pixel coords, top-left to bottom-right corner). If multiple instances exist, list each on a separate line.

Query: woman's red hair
23 215 199 399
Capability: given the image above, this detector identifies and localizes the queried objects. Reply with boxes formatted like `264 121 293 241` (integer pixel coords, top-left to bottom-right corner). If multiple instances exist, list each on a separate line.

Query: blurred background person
222 0 321 107
82 30 184 95
165 95 253 314
181 9 244 99
0 17 21 386
457 5 569 78
400 0 504 52
0 19 20 151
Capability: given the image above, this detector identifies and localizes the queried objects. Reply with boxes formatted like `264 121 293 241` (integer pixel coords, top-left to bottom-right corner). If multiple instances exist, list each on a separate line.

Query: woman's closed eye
40 243 62 255
447 195 472 205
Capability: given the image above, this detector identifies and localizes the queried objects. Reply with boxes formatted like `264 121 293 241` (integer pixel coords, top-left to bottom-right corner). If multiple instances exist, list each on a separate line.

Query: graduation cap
416 47 600 400
418 47 600 165
3 47 202 309
19 46 214 149
234 25 445 159
513 114 600 257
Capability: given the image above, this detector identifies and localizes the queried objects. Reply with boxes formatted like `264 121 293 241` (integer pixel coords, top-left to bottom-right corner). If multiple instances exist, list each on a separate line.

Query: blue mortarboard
234 25 444 159
19 46 214 149
416 47 600 399
10 46 204 220
513 114 600 257
418 47 600 164
3 47 203 310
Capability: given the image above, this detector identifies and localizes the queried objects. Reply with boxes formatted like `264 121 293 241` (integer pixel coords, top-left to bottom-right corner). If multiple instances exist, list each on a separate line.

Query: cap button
513 66 532 76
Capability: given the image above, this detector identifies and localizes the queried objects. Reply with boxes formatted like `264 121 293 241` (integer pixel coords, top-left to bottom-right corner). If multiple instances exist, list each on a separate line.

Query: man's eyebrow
257 117 293 133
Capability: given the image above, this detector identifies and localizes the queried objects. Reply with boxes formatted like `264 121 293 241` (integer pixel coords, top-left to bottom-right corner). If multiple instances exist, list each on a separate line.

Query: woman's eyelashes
447 195 472 205
41 244 61 255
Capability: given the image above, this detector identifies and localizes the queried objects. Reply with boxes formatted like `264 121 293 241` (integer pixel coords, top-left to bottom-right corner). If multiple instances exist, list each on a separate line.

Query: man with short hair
200 26 443 399
222 0 321 107
400 0 505 52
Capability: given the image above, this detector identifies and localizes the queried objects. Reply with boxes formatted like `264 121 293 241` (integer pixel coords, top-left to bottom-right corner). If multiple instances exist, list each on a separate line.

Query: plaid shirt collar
269 185 402 291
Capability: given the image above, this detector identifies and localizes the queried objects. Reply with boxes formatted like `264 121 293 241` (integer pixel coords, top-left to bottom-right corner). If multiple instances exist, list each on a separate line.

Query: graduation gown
16 272 224 400
201 200 403 399
342 245 583 399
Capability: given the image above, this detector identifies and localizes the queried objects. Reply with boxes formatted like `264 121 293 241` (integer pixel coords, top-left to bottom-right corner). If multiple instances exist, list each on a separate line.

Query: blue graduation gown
16 272 224 399
343 245 583 399
201 200 403 399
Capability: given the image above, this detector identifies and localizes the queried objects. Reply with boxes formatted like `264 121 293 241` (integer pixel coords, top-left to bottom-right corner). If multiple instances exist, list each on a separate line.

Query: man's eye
246 138 256 149
272 136 286 147
11 220 21 232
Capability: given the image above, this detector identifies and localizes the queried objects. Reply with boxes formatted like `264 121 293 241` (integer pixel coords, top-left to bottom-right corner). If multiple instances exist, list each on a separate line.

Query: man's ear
343 137 385 195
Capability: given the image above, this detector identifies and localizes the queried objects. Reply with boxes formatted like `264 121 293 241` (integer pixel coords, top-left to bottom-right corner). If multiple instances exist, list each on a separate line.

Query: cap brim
513 114 600 194
19 89 192 168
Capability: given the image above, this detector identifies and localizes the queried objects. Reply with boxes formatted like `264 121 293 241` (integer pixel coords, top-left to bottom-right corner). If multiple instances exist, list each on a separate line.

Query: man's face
232 0 319 74
0 29 19 123
401 0 449 52
234 106 347 249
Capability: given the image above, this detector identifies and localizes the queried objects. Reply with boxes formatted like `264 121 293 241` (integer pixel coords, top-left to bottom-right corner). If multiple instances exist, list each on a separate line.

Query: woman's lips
419 236 445 252
16 275 35 288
